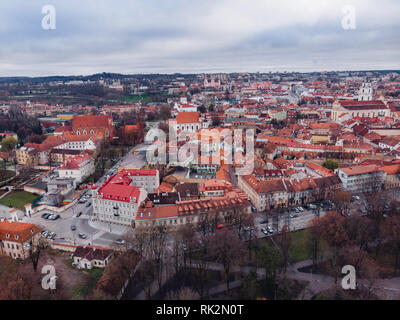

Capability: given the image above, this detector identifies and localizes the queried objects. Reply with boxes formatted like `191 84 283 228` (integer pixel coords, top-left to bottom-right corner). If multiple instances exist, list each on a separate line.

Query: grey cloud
0 0 399 76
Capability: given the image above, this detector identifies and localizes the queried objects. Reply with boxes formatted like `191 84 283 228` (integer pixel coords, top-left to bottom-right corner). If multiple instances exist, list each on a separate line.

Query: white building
358 83 373 101
175 112 201 132
57 152 95 184
72 246 113 269
120 169 160 193
92 169 148 226
336 165 386 194
57 135 99 151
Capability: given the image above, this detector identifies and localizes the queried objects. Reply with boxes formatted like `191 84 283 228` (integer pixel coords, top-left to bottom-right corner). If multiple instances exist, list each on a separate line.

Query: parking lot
252 203 331 238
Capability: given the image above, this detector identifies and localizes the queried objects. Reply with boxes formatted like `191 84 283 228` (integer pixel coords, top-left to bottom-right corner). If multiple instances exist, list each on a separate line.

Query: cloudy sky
0 0 399 76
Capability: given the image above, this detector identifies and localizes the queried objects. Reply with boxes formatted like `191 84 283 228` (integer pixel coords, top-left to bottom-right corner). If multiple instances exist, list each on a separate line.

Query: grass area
72 268 104 299
125 94 151 103
289 230 311 263
0 191 38 209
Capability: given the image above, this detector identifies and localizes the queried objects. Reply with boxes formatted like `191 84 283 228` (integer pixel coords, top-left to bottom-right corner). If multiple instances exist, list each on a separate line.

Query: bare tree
190 233 213 299
276 224 292 272
29 238 48 273
147 226 168 292
210 228 245 294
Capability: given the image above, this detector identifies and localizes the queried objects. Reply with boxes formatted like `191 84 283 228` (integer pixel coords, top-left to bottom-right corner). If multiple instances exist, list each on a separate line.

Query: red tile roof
176 112 200 124
72 115 111 128
0 221 40 243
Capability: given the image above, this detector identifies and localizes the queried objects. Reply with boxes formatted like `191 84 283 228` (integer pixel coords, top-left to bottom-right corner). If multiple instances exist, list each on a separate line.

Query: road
252 207 328 238
22 138 148 248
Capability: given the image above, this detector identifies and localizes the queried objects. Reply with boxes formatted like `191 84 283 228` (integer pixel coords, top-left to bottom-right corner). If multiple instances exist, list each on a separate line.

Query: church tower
358 83 372 101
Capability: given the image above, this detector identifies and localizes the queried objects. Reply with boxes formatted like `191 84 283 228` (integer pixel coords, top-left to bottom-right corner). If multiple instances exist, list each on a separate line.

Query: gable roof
0 221 40 243
73 246 113 261
176 112 200 124
72 115 111 128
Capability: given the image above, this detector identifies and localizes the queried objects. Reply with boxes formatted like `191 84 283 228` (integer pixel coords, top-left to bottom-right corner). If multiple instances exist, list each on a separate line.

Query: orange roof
340 164 382 176
309 123 339 130
382 165 400 175
0 221 40 243
72 115 111 128
154 181 174 193
176 112 200 124
137 205 179 220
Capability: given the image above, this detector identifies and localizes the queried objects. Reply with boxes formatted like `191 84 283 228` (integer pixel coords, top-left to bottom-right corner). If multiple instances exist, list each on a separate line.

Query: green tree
209 102 215 112
322 159 339 171
1 137 17 152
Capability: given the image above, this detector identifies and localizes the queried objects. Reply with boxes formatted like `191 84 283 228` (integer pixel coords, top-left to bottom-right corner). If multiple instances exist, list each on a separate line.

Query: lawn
0 191 38 209
289 230 311 263
125 94 151 103
72 268 104 299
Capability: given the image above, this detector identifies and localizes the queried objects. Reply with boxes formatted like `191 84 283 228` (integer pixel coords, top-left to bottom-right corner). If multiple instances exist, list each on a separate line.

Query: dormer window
6 233 10 238
15 234 19 240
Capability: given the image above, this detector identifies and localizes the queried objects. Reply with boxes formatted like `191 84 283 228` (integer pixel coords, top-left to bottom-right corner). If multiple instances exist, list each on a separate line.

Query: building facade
92 170 148 226
0 221 41 260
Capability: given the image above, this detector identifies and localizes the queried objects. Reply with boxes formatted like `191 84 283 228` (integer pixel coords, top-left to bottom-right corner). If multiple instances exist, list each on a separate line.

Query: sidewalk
88 218 130 235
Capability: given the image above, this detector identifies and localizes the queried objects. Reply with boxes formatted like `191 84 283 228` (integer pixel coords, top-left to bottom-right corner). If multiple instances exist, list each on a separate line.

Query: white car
297 207 304 212
267 226 274 234
261 228 269 235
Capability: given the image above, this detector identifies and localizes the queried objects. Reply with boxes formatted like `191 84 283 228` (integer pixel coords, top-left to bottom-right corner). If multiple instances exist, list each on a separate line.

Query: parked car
115 239 125 245
267 226 274 234
41 231 48 238
76 212 82 217
259 219 268 224
42 213 51 219
78 233 87 239
290 213 298 218
294 208 300 213
86 202 91 207
53 214 60 220
297 207 304 212
71 225 76 231
261 227 269 235
47 232 56 240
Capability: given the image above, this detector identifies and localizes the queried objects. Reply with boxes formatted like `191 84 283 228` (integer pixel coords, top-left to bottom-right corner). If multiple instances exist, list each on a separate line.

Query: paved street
253 207 328 238
21 142 143 248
